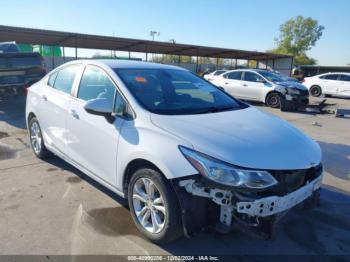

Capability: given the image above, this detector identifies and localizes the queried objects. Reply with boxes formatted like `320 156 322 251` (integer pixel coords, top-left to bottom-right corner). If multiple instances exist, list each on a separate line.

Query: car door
221 71 243 97
39 64 83 155
239 71 266 101
338 74 350 96
66 65 126 186
320 74 339 94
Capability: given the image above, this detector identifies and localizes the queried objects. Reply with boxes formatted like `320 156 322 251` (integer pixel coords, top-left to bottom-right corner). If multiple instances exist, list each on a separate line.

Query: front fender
116 123 197 191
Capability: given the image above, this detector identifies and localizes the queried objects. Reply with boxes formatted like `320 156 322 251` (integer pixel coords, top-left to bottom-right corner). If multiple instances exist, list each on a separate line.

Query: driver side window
77 66 116 103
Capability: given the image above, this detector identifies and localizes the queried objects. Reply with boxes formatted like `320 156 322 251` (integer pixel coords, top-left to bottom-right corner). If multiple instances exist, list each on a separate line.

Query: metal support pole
247 59 250 68
290 57 294 76
235 58 238 69
178 55 181 65
265 60 268 69
196 55 199 73
62 46 66 63
129 49 131 59
51 46 55 69
145 44 148 62
75 37 78 60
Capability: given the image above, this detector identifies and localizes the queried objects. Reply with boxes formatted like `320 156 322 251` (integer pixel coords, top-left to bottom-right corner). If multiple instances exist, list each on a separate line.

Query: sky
0 0 349 66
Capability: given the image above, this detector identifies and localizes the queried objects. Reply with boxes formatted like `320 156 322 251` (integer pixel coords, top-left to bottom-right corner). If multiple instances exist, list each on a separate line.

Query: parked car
0 42 46 93
26 60 323 243
303 72 350 97
203 70 227 81
210 69 309 109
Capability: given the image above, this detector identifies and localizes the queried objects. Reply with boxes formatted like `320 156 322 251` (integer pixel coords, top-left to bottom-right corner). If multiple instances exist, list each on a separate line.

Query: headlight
287 88 300 95
179 146 278 189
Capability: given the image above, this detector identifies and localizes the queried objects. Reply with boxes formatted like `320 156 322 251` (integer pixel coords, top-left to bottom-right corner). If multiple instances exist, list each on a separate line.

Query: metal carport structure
0 25 293 75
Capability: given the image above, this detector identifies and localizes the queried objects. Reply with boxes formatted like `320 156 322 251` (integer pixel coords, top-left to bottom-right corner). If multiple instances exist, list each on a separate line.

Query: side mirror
84 98 115 123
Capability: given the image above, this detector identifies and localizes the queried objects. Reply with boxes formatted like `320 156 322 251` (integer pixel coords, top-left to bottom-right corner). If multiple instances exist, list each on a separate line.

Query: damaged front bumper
236 176 322 217
173 166 323 238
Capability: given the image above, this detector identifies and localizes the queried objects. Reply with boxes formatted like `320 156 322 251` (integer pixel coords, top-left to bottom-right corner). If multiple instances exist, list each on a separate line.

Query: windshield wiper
193 106 237 114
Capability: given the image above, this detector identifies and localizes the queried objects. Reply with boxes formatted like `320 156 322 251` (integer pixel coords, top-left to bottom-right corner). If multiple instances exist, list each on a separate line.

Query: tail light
24 86 30 96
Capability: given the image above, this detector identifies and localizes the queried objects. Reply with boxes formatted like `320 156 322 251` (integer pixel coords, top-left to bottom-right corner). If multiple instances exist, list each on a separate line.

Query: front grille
260 164 322 196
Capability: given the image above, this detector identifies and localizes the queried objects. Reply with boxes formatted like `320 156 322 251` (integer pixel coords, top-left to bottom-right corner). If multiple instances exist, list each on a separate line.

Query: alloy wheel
268 94 281 108
310 86 321 97
132 177 166 234
30 121 42 155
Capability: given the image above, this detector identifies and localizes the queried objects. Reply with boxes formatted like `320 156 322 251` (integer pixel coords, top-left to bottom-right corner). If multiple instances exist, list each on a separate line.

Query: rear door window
226 71 242 80
320 74 339 80
243 72 264 82
53 65 81 94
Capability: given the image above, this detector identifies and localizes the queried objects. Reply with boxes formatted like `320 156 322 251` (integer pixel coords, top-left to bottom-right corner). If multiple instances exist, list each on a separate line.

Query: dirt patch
0 143 17 160
8 193 17 199
84 207 140 237
47 167 58 172
4 204 20 211
0 131 9 139
66 176 83 184
16 137 30 148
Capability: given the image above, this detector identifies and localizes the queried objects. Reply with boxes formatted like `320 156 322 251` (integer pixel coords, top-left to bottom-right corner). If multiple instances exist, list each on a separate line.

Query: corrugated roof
0 25 292 60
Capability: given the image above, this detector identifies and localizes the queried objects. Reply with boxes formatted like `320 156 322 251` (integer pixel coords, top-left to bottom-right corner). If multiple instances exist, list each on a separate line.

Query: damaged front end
172 163 323 239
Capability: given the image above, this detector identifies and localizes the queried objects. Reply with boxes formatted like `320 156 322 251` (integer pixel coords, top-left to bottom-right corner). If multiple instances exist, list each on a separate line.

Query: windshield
115 68 246 115
258 71 284 83
0 43 20 53
214 70 226 75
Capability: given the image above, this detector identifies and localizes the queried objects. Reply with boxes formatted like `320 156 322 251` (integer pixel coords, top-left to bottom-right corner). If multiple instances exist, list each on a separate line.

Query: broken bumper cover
236 175 322 217
175 167 323 237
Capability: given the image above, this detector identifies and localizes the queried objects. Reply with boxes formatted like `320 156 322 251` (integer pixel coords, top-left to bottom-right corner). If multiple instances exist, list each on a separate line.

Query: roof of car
68 59 187 70
225 68 272 74
324 72 350 75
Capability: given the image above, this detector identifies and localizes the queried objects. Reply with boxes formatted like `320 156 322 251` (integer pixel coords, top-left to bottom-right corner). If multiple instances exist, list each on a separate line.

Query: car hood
150 106 321 170
275 80 308 91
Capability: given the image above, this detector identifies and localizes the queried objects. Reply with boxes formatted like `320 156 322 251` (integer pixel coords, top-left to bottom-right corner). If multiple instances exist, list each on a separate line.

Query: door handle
70 109 79 120
225 82 229 85
41 95 47 101
242 84 247 87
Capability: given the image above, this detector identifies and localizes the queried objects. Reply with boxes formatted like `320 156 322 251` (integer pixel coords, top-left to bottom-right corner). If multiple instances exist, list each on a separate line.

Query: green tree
270 16 324 65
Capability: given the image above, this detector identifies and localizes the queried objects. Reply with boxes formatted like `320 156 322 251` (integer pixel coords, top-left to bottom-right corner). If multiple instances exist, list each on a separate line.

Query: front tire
266 92 282 108
309 85 322 97
28 117 51 159
128 168 182 244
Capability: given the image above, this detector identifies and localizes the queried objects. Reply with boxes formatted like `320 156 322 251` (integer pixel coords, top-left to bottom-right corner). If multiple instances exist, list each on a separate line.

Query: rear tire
309 85 322 97
266 92 282 108
28 117 52 159
128 168 183 244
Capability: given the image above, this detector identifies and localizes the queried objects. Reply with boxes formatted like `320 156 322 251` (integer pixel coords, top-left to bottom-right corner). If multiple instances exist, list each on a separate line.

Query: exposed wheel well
123 159 164 196
27 112 36 123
